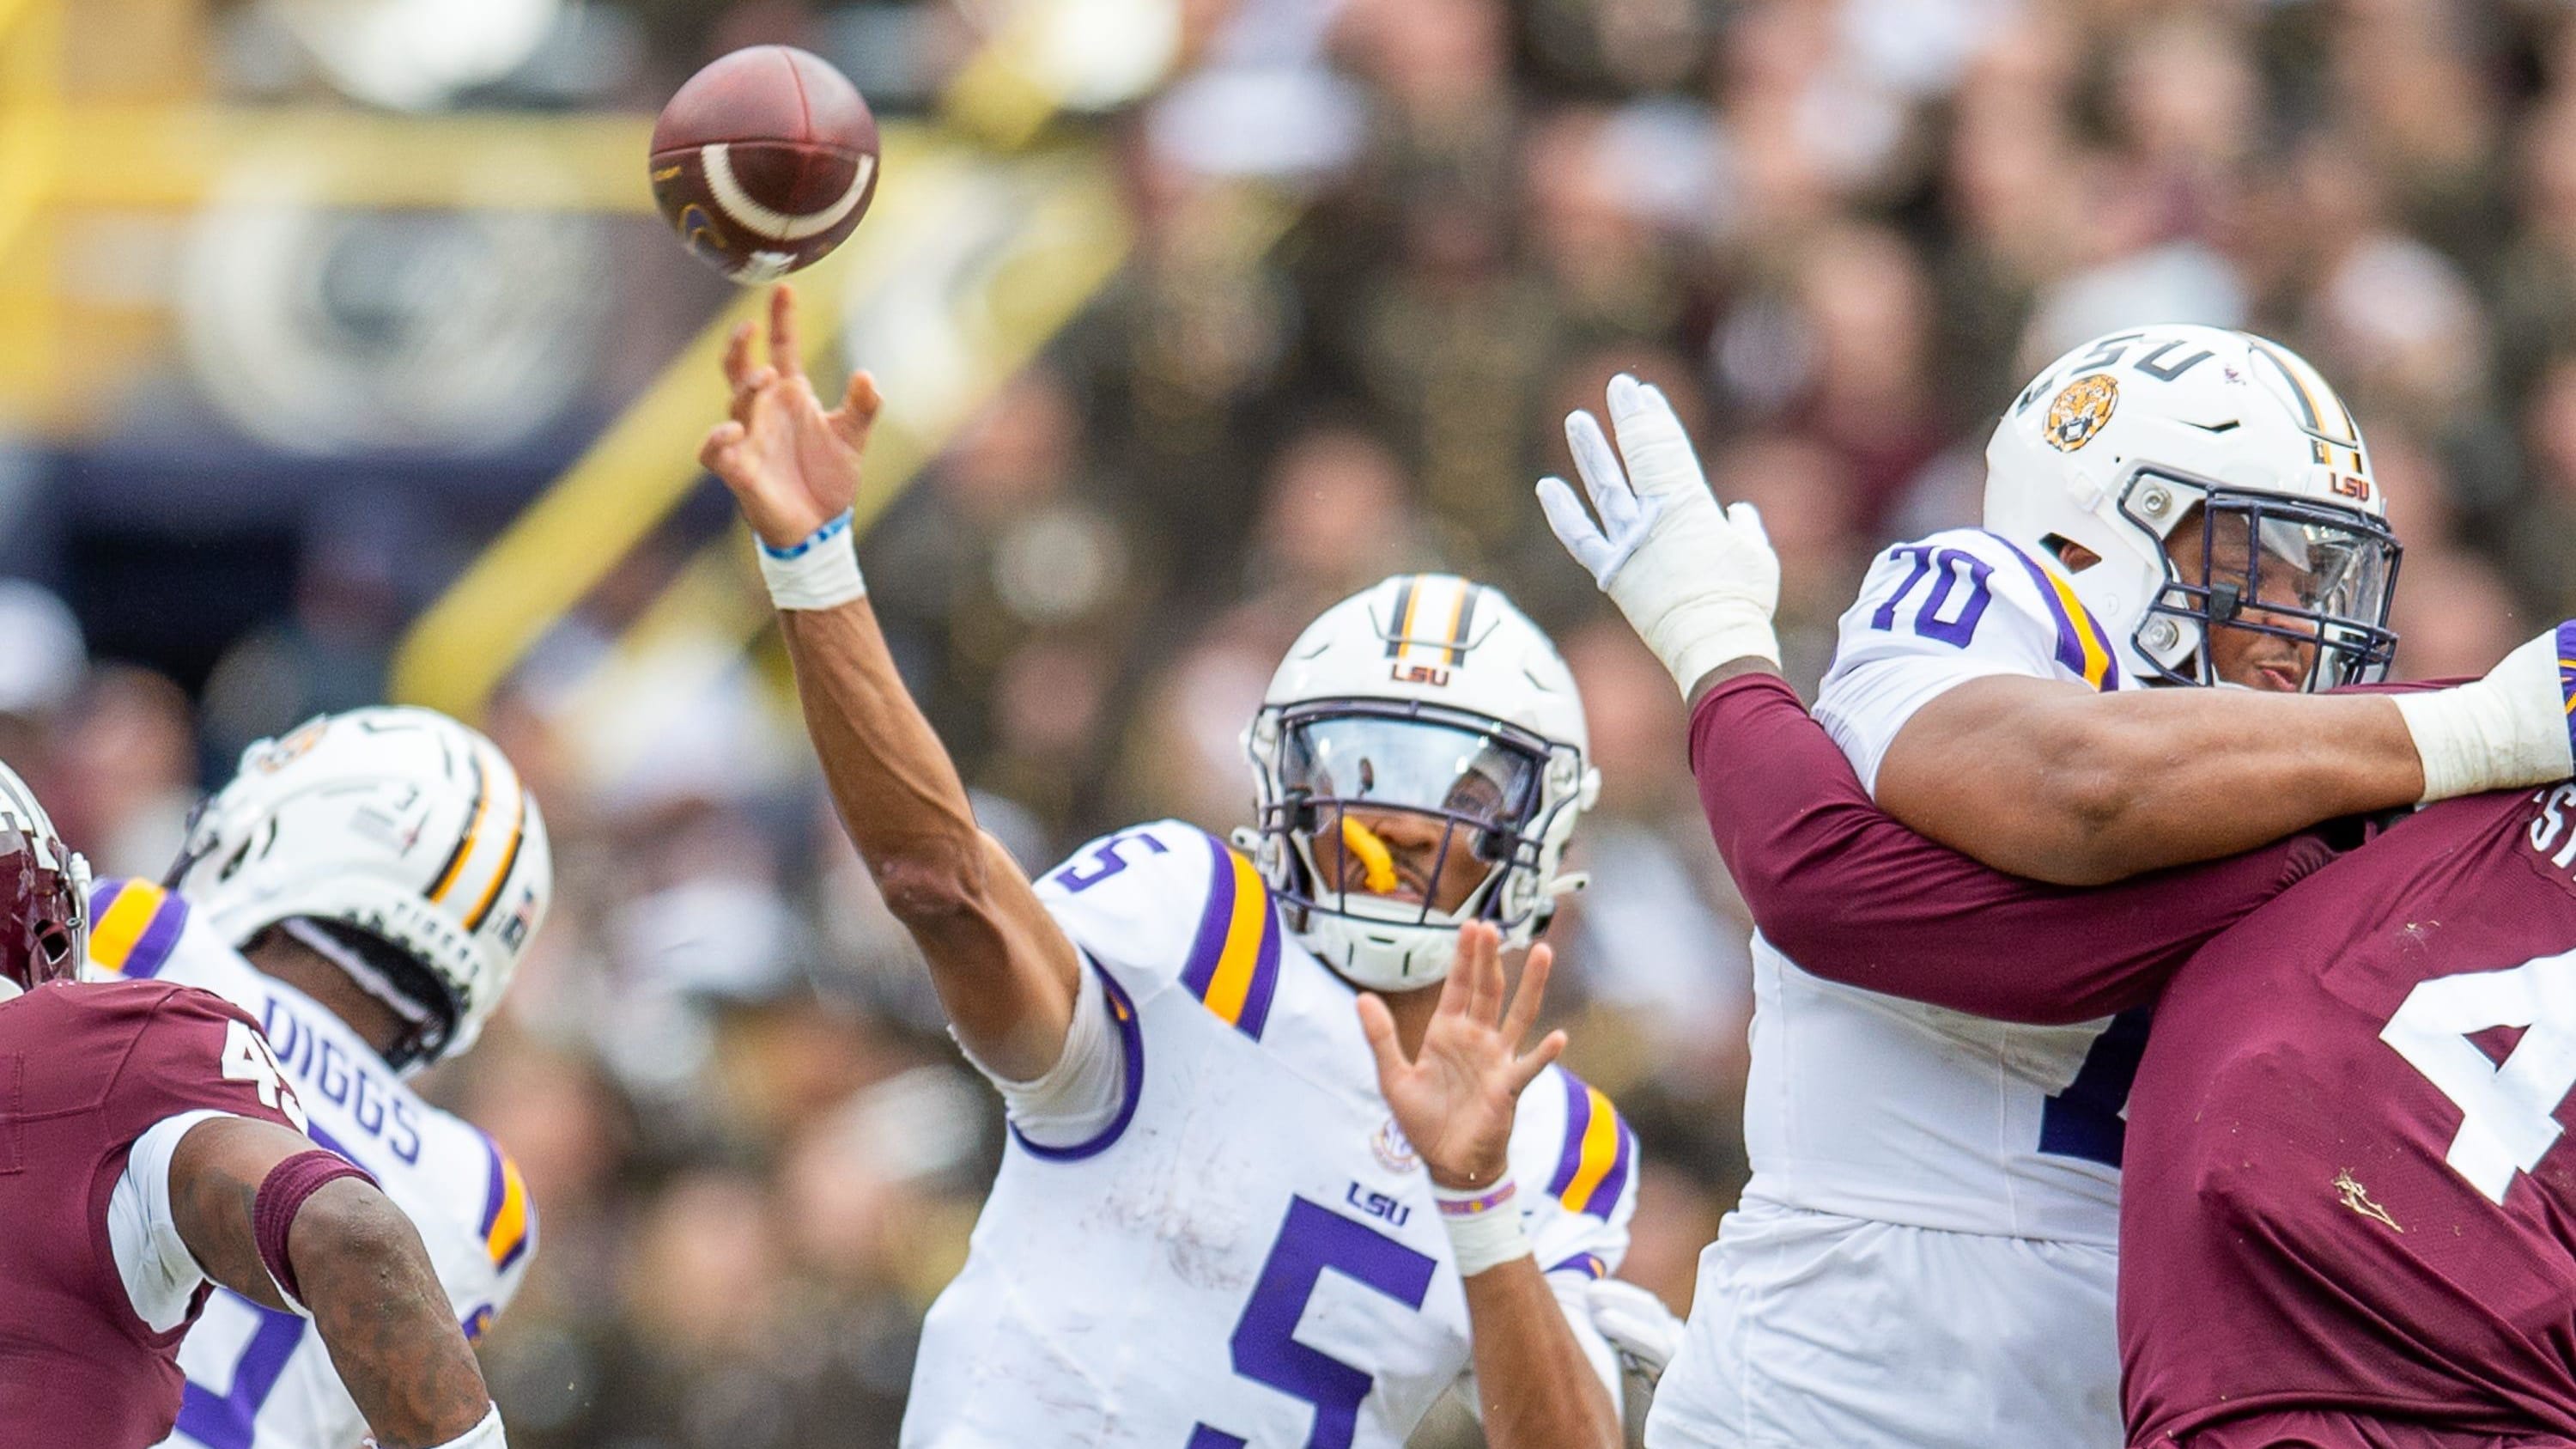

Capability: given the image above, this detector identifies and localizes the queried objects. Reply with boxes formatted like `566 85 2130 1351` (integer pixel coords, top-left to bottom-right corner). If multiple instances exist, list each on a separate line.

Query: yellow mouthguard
1339 815 1402 894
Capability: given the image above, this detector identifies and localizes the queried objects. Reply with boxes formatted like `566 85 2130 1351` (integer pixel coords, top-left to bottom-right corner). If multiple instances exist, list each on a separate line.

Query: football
648 46 880 283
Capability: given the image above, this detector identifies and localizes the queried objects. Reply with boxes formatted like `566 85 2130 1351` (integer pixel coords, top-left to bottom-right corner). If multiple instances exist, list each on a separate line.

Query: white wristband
1432 1178 1533 1277
372 1404 505 1449
2391 625 2576 801
756 509 867 611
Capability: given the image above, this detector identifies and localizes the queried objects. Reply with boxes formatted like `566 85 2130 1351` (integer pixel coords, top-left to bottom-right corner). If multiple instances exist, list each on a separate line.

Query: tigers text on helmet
1984 325 2401 691
1243 575 1599 993
0 760 86 1002
167 707 551 1069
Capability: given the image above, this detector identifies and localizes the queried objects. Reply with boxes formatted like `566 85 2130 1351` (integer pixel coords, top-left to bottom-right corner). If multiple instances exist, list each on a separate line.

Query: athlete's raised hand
701 284 881 551
1538 373 1782 694
1359 922 1565 1192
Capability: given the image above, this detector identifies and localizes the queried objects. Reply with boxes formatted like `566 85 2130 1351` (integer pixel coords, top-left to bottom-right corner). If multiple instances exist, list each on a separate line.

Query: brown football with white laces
648 46 880 283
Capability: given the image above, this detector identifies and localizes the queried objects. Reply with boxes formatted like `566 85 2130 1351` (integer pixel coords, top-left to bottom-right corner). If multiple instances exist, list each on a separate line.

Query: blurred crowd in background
19 0 2576 1443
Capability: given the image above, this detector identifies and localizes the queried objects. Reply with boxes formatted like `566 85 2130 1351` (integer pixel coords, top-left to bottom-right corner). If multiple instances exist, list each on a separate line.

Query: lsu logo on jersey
2045 374 2119 453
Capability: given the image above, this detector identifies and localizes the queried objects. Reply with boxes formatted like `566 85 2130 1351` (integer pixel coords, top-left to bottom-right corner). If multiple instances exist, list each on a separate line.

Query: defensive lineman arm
174 1116 499 1447
1540 374 2576 886
696 287 1619 1449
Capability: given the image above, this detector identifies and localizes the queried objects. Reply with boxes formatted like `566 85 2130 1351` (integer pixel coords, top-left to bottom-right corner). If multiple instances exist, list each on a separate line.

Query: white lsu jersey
906 819 1638 1449
85 879 534 1449
1752 527 2152 1245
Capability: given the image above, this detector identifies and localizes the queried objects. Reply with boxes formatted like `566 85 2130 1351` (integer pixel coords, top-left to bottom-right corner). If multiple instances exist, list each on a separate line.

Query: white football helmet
1986 325 2401 689
1242 575 1600 992
169 707 551 1068
0 760 86 1002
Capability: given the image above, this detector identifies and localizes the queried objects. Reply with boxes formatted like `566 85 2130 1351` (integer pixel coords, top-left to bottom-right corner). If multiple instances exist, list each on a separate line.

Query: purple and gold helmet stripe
1383 575 1479 668
1181 834 1282 1040
2246 336 2365 466
88 879 190 980
425 748 489 904
1987 533 2119 691
461 777 529 934
1382 575 1419 660
1546 1071 1634 1220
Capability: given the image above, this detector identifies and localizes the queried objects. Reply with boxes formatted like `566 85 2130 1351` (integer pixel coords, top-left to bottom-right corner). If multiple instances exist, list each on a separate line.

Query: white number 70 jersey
903 820 1639 1447
1754 527 2151 1243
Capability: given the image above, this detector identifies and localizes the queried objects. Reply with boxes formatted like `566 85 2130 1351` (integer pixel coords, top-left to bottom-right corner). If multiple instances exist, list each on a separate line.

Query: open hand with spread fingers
1537 373 1783 693
699 284 882 552
1358 922 1566 1193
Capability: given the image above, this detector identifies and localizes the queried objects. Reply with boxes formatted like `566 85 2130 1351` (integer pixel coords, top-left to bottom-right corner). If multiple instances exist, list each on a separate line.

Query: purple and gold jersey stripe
1546 1252 1610 1280
477 1137 534 1275
2558 624 2576 759
1986 533 2120 691
1546 1072 1634 1220
87 879 190 980
1179 835 1282 1040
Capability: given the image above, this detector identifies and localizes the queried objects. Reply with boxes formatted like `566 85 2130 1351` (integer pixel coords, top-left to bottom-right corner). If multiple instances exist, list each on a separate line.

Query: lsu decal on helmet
1986 324 2401 690
168 707 552 1070
2043 373 2119 453
1242 575 1599 992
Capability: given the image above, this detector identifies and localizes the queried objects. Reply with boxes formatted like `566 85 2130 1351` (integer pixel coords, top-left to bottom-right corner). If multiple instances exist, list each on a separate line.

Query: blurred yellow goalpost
1 0 1290 728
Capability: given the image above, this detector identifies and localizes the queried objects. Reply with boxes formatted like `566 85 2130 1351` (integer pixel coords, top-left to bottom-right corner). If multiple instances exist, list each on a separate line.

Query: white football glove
2391 621 2576 801
1537 374 1781 695
1584 1276 1686 1385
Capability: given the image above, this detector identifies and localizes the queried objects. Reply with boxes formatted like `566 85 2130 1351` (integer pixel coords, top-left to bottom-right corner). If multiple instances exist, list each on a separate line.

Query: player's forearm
778 600 985 879
776 601 1079 1076
1877 679 2419 886
289 1179 495 1449
1691 671 2336 1023
1460 1259 1620 1449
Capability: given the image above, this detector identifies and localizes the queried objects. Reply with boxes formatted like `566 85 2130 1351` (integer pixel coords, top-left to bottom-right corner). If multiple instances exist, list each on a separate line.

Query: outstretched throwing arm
700 286 1080 1080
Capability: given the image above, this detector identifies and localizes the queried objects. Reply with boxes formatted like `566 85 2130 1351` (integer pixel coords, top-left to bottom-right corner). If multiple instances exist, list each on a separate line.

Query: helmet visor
1275 708 1548 919
2143 482 2402 689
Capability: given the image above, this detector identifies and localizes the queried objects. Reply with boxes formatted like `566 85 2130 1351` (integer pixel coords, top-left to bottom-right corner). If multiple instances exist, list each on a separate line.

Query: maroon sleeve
1689 673 2340 1025
110 985 309 1136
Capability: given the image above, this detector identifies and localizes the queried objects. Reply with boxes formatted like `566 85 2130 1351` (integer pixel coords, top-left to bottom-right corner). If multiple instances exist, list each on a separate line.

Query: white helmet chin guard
1985 325 2401 691
1242 575 1599 993
169 707 552 1069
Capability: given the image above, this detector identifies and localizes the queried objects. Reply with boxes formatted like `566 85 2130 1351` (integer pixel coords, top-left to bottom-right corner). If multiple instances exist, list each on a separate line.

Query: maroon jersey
2121 786 2576 1444
0 978 307 1448
1690 673 2576 1445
